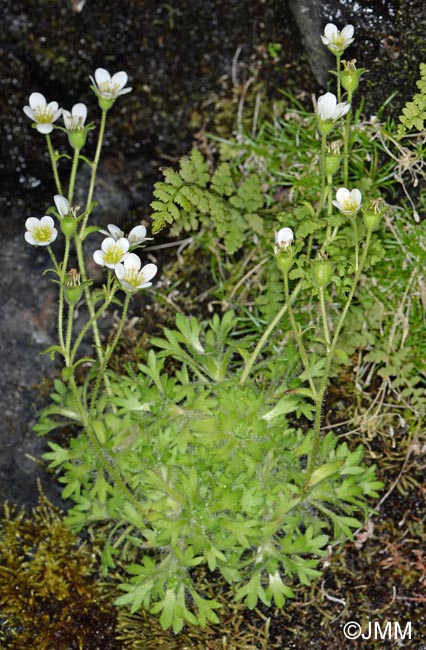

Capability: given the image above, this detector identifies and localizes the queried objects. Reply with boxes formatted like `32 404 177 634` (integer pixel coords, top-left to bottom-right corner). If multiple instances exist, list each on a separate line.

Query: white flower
115 253 157 292
24 216 58 246
128 225 150 246
316 92 350 122
93 237 130 269
333 187 362 214
54 195 70 218
99 224 125 240
62 102 87 130
274 227 294 253
99 223 151 247
23 92 62 134
321 23 354 55
90 68 132 99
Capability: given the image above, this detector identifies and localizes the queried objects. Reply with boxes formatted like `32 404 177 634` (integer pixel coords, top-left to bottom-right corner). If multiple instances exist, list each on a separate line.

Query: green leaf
307 460 345 487
91 419 106 444
261 395 299 422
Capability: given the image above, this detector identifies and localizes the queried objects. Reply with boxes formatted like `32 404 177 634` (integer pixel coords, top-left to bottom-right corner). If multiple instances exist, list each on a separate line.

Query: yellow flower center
341 197 359 212
98 81 121 96
33 225 53 242
125 269 145 288
34 107 55 124
103 244 126 264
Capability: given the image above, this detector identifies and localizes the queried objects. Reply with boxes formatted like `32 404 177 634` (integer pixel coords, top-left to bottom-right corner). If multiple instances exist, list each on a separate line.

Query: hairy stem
239 280 302 387
46 133 63 195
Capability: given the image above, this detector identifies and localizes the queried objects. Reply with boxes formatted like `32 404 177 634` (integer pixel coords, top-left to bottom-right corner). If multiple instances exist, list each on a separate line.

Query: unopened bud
60 215 77 237
340 59 366 94
312 259 333 288
64 268 83 305
363 198 384 231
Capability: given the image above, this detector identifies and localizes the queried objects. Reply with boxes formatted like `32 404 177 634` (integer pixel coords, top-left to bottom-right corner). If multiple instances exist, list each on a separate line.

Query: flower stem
321 131 327 204
303 230 372 486
239 280 302 387
88 293 131 421
69 288 117 364
45 134 63 195
319 287 330 350
68 147 80 204
353 216 359 271
58 236 70 352
336 54 341 102
65 302 75 365
74 108 110 391
83 108 107 229
343 89 353 186
283 271 317 398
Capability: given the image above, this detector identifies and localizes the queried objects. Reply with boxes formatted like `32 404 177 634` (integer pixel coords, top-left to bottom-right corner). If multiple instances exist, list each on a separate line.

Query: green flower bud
98 96 116 112
316 118 335 136
64 269 83 305
68 129 88 150
275 253 294 274
340 59 367 94
312 259 333 288
60 215 77 237
324 154 341 177
363 198 384 231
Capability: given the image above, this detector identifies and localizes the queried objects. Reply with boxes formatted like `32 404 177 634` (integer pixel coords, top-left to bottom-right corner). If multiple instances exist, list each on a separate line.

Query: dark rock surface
1 0 425 507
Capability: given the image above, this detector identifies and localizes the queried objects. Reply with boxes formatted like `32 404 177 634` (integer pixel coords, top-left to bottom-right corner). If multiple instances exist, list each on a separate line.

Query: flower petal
324 23 338 40
101 237 117 252
39 215 55 229
341 24 354 40
72 102 87 121
115 237 130 253
93 250 105 266
35 123 54 134
336 188 351 203
25 217 41 230
29 92 47 110
54 195 70 217
111 71 128 91
350 189 362 204
115 262 125 280
123 252 142 271
141 263 158 283
23 106 35 120
128 225 147 245
95 68 111 85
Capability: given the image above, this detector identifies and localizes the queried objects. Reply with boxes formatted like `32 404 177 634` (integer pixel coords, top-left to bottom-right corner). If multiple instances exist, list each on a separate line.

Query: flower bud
68 129 88 150
363 198 384 231
312 259 333 288
340 59 367 94
64 268 83 305
98 96 116 112
324 154 341 177
275 253 294 274
60 215 77 237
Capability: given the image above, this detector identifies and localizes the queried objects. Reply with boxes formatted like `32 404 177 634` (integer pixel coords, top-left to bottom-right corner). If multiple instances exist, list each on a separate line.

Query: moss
0 489 121 650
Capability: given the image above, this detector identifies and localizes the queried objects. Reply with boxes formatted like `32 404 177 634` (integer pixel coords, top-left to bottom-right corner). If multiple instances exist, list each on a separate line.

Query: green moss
0 489 121 650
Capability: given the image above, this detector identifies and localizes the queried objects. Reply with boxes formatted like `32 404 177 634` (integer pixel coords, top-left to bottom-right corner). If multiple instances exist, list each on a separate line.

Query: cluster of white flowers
23 68 131 135
274 22 362 248
22 68 157 293
93 224 157 293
